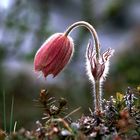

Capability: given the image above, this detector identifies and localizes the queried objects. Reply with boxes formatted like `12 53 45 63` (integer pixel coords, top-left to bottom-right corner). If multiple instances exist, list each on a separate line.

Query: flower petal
34 33 74 77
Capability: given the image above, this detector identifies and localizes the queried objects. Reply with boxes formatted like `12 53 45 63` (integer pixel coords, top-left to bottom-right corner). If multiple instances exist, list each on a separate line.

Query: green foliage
113 45 140 86
0 87 140 140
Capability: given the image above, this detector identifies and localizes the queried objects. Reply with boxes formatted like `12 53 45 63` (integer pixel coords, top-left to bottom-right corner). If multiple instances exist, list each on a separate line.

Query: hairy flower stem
94 81 102 113
64 21 102 113
64 21 100 59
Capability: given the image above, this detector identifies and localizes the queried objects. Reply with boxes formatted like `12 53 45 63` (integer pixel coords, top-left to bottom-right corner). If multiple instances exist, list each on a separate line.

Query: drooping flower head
86 40 114 82
34 21 115 113
34 33 74 77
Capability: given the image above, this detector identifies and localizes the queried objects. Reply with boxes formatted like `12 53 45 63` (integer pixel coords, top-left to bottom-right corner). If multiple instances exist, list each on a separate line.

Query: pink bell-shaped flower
34 33 74 77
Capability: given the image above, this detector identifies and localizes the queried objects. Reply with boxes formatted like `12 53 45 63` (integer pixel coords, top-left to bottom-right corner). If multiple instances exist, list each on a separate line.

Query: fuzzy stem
64 21 100 59
94 81 100 112
64 21 102 113
94 80 102 113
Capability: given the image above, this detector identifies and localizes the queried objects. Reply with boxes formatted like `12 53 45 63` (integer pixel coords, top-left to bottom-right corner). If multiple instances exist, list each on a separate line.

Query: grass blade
13 121 17 133
3 91 6 132
63 107 81 119
10 96 14 133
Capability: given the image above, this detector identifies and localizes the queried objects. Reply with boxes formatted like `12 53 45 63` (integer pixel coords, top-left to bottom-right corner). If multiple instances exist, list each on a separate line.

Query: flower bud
86 40 114 82
34 33 74 77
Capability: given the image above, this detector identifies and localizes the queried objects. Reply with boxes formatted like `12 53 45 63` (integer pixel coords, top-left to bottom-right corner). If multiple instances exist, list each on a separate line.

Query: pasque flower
34 21 115 114
86 40 114 112
86 40 114 82
34 33 74 77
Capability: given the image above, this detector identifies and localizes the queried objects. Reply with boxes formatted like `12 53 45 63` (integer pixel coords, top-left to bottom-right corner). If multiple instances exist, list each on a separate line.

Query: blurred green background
0 0 140 130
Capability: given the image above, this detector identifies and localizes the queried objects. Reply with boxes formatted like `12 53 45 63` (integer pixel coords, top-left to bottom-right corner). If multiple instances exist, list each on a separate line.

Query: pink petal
34 33 63 71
